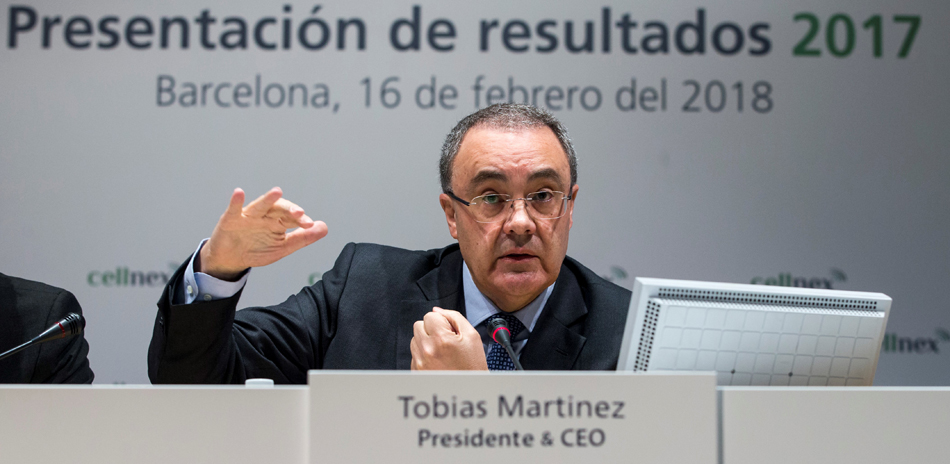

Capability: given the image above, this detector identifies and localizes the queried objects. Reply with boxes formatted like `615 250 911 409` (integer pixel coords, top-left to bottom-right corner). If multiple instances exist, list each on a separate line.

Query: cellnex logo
308 272 323 285
601 266 628 283
750 268 847 289
87 264 177 287
881 329 950 354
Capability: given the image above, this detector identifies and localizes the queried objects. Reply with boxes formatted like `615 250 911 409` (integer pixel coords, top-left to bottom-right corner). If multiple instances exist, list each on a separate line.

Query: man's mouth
500 251 537 262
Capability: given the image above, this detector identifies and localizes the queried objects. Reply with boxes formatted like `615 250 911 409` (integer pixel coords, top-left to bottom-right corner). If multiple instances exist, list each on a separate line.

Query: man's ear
567 184 579 229
439 193 459 239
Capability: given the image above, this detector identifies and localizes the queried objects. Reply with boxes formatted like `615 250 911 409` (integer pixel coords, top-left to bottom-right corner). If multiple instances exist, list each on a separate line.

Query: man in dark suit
0 273 94 383
148 104 631 384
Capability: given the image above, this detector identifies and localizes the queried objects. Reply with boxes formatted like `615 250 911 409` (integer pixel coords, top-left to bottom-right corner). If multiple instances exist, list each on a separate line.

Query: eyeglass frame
445 188 574 224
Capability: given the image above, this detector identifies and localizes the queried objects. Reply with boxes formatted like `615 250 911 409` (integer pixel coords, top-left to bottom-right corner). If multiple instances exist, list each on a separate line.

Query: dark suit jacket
0 273 94 383
148 243 631 384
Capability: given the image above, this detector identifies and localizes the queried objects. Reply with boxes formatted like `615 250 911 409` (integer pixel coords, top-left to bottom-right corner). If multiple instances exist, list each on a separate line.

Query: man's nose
503 199 536 235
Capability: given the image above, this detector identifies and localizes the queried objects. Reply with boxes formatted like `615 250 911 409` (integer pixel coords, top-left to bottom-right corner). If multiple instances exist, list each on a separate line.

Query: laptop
617 278 891 386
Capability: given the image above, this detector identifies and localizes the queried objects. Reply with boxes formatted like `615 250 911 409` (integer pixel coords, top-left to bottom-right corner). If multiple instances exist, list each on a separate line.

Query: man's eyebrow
528 168 564 185
470 170 507 185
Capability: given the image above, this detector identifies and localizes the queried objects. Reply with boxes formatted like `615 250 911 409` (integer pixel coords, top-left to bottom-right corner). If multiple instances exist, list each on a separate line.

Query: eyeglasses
447 190 572 224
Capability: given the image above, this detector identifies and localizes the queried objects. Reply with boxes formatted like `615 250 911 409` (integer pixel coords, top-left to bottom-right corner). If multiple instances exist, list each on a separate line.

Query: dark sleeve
148 243 357 385
32 289 95 384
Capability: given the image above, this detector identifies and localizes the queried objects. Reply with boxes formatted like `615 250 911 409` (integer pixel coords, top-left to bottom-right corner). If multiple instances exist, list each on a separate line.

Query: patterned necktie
486 313 527 371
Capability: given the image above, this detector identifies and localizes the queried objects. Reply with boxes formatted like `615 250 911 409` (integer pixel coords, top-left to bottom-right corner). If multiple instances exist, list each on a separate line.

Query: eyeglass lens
473 192 566 222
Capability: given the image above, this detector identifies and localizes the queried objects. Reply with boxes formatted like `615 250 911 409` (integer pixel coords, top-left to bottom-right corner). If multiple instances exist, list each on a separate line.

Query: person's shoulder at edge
0 272 72 298
0 272 94 384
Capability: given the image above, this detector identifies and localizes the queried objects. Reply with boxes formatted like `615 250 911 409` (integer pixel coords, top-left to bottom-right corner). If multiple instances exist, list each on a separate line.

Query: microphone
0 313 85 362
488 317 524 371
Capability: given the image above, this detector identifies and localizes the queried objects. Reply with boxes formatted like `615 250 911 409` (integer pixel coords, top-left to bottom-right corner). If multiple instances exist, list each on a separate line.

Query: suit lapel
519 263 588 370
395 247 465 369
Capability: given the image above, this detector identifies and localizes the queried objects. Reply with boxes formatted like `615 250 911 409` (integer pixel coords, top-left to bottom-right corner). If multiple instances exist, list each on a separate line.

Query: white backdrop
1 0 947 384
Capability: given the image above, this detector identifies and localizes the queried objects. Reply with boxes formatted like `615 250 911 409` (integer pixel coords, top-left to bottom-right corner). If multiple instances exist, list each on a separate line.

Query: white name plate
309 371 716 464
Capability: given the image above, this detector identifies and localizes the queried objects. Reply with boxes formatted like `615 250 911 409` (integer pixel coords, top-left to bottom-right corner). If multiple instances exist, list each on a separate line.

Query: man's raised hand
198 187 328 280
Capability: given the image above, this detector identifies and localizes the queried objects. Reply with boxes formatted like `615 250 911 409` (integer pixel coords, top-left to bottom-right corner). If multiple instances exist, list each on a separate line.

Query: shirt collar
462 260 554 334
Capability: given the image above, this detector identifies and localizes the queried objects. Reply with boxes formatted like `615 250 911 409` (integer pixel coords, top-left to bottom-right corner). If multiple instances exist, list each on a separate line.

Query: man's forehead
459 124 561 151
454 126 569 187
468 167 564 186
